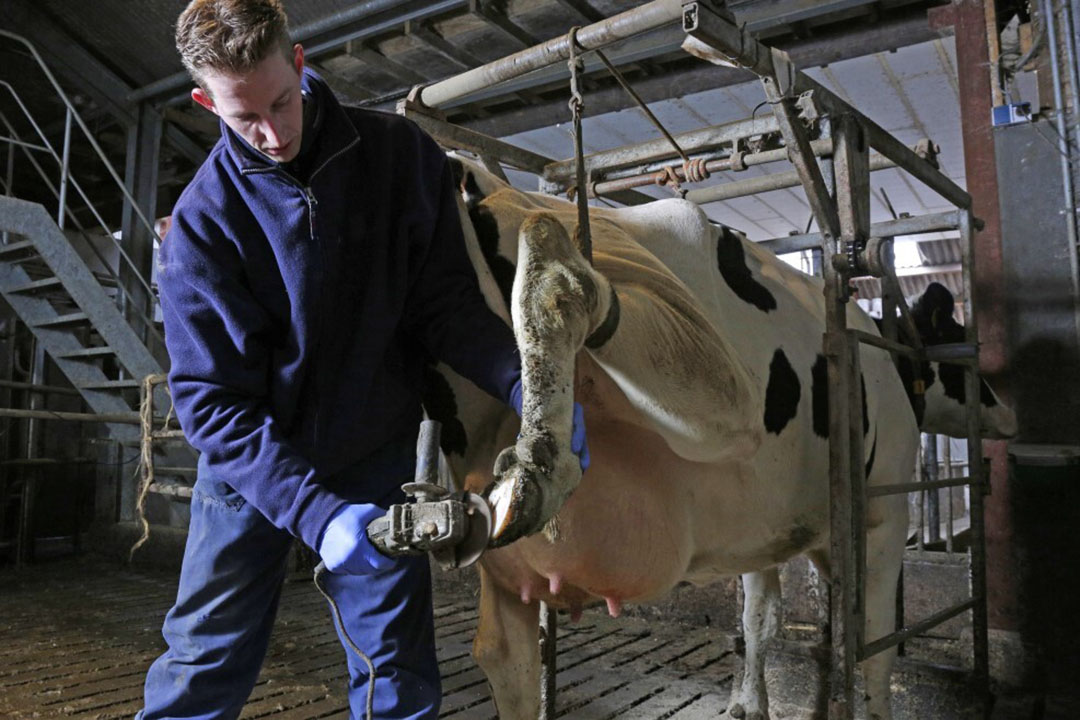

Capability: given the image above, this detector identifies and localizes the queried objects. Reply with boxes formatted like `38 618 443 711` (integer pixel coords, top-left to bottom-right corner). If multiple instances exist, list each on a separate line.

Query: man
138 2 587 719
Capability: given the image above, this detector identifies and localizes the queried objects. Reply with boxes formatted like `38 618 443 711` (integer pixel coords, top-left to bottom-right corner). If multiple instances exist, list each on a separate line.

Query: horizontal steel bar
544 114 782 186
0 135 50 153
867 475 976 498
684 153 896 205
419 0 682 108
0 407 140 424
0 379 80 396
860 598 975 659
851 329 920 359
924 342 978 363
402 109 552 173
762 210 962 255
590 138 831 195
0 456 93 466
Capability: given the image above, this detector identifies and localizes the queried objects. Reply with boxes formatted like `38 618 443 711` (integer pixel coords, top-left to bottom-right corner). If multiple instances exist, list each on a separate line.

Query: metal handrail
0 109 165 350
0 82 158 304
0 31 163 304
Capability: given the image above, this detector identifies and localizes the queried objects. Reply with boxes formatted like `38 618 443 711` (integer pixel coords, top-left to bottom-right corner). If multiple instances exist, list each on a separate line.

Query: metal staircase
0 195 163 442
0 31 198 561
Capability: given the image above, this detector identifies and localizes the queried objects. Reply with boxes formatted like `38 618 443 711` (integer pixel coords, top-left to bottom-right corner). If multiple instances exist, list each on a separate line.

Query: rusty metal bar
762 210 962 255
860 598 976 659
417 0 682 108
400 109 552 174
960 207 990 704
867 475 979 498
850 329 921 359
0 379 80 396
683 153 896 205
539 601 557 720
544 114 781 187
0 407 140 424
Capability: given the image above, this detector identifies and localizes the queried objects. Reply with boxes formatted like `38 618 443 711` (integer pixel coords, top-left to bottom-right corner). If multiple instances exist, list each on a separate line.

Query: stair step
5 277 64 294
76 379 140 391
0 240 38 257
56 346 116 360
32 312 90 328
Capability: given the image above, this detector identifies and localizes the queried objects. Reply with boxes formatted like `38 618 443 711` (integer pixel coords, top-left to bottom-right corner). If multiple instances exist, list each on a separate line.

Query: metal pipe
590 140 831 195
0 407 141 424
1063 1 1080 143
0 136 50 153
419 0 682 109
684 153 896 205
859 598 976 660
0 380 80 396
763 209 961 255
959 207 989 705
3 112 13 246
544 114 782 186
57 109 72 230
1043 0 1080 344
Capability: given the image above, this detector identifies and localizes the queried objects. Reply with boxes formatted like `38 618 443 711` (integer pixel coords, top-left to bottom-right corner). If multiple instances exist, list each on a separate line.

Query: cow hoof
727 702 766 720
487 446 547 547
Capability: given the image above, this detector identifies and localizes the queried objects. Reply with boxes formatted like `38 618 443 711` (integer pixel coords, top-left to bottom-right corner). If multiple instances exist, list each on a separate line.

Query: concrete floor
1 556 1075 719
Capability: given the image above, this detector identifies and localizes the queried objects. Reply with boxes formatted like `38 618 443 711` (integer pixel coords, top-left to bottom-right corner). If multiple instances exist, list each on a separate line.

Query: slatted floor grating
0 557 738 719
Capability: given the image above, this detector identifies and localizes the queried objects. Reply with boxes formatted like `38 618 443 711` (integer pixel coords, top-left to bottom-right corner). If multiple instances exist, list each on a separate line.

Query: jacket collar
222 67 360 177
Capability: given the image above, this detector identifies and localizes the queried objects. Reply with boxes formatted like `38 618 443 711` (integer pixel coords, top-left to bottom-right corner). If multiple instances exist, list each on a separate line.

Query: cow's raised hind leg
731 568 782 720
488 212 614 545
473 564 541 719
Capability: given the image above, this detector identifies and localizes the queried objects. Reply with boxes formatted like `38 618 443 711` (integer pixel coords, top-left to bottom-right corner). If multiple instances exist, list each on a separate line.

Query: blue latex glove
509 379 590 472
317 503 398 575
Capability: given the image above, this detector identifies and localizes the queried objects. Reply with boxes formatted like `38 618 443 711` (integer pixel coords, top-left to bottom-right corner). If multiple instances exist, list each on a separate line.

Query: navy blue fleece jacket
157 69 520 551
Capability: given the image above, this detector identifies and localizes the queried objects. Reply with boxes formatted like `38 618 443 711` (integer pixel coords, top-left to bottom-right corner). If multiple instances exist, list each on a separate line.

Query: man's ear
292 43 304 75
191 87 216 114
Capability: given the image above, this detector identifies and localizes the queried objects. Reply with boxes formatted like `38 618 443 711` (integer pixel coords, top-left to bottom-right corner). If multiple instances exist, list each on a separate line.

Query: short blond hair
176 0 292 88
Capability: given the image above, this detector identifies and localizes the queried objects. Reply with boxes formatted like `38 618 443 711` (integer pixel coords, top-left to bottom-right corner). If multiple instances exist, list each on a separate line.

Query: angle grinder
365 419 493 570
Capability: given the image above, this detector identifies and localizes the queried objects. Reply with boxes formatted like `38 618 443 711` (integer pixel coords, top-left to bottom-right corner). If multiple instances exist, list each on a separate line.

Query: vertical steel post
960 207 990 715
1042 0 1080 344
835 113 871 665
56 108 72 229
120 102 163 343
3 123 13 246
538 601 557 720
943 437 954 555
16 340 45 567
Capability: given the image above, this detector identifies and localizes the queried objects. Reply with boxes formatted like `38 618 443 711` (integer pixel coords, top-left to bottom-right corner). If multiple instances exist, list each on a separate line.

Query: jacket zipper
241 135 359 462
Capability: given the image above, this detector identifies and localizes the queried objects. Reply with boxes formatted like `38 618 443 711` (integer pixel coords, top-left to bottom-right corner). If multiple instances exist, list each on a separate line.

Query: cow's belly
476 408 830 617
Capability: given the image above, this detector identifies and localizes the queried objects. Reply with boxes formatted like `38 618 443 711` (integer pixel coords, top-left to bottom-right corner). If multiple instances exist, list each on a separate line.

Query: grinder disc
455 491 493 568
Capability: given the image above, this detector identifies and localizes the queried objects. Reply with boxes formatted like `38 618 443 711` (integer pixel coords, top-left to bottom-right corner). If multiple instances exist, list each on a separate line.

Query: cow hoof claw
487 454 544 548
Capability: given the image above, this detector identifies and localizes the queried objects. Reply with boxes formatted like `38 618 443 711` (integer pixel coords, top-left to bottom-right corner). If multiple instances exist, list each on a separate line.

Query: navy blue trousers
138 444 440 720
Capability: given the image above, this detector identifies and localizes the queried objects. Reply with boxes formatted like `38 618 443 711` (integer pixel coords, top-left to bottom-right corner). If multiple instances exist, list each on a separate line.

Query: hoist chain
566 26 593 264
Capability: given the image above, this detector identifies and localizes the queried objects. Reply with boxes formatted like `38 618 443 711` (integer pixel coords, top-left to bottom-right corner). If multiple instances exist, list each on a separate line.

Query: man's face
192 44 305 163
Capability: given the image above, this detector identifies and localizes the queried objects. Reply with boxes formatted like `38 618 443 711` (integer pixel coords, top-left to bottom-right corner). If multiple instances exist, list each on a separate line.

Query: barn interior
1 0 1078 719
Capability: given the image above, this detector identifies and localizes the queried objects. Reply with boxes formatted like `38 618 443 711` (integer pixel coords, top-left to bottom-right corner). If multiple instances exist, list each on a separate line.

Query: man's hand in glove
317 503 398 574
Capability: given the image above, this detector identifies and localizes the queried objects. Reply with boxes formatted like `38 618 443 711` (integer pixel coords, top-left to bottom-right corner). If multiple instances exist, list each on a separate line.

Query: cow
420 155 1015 720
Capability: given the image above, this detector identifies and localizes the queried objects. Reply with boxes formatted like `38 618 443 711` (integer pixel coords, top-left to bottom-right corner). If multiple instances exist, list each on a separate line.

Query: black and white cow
421 156 1015 720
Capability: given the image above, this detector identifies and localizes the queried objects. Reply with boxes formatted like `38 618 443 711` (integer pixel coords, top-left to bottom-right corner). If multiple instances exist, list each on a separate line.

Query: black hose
313 561 377 720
